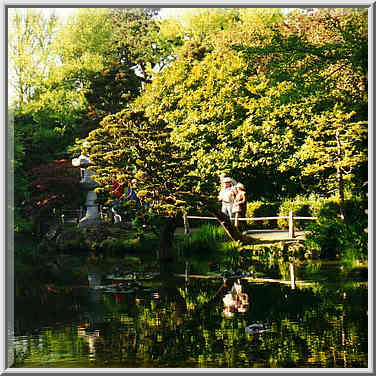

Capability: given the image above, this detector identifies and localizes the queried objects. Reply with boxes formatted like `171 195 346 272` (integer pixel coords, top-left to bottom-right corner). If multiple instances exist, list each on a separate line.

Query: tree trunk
194 197 252 243
336 130 347 225
159 216 177 276
208 207 248 243
337 167 346 225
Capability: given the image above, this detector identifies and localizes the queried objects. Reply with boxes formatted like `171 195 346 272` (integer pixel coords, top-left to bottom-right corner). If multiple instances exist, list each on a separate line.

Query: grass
175 224 228 260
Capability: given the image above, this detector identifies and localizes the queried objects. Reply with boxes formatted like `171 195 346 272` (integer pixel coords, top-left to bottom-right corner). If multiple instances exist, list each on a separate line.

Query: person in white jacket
218 177 235 219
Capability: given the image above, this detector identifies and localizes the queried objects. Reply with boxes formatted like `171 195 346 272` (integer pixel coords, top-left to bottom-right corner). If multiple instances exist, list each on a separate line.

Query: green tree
50 8 143 137
294 107 367 223
124 8 291 201
237 8 368 211
11 8 163 231
82 109 197 269
8 9 59 109
148 8 368 203
108 8 161 83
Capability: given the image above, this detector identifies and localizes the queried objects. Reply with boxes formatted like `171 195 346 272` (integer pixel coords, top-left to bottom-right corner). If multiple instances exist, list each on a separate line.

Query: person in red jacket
110 180 124 199
110 180 124 223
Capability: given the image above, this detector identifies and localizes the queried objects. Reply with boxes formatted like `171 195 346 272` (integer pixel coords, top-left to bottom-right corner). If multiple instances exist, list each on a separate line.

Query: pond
12 260 368 369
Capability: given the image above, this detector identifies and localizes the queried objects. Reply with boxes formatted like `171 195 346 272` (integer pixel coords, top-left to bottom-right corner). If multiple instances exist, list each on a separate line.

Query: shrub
219 241 242 267
277 195 314 230
305 219 344 259
246 201 280 228
305 195 367 261
96 235 159 257
176 225 248 273
175 224 228 260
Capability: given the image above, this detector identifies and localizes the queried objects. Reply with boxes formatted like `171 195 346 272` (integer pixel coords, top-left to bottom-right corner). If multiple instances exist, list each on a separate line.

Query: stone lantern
72 153 101 228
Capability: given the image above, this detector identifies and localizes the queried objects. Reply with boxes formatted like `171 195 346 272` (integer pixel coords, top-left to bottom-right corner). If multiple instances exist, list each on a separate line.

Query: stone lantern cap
72 154 91 168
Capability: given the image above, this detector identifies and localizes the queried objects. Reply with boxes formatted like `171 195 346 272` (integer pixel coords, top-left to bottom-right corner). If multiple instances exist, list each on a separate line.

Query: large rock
82 223 111 244
56 229 83 249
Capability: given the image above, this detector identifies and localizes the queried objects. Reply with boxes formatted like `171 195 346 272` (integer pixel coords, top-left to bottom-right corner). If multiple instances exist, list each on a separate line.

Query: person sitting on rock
123 179 141 222
125 179 140 204
110 179 124 223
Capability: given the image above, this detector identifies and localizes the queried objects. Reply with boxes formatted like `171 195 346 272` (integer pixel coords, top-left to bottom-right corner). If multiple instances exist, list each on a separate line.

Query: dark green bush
95 235 159 257
246 201 280 228
277 195 314 230
305 195 367 261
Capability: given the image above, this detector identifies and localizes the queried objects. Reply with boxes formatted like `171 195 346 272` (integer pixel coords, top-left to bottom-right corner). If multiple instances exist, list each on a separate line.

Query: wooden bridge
60 207 317 240
184 211 317 239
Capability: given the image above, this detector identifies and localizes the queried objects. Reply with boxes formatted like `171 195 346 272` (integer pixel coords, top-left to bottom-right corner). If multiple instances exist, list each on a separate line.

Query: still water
12 261 368 368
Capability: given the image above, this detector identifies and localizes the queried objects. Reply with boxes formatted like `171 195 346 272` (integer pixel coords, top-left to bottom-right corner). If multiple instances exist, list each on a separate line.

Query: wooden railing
184 211 317 239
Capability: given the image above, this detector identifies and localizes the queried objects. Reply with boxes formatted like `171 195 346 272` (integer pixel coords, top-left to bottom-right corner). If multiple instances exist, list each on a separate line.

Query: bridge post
288 210 295 238
183 213 191 235
289 260 296 289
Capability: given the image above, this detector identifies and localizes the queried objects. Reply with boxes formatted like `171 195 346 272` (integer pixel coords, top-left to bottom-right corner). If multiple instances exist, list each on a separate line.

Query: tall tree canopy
11 7 367 235
8 9 59 109
10 7 163 230
82 7 367 210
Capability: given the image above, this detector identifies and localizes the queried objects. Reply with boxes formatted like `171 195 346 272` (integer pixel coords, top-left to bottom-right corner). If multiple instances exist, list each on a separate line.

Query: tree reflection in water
77 323 100 362
13 263 368 368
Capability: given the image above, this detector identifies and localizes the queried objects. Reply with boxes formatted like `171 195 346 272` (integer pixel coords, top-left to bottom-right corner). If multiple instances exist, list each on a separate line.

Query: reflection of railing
184 211 317 239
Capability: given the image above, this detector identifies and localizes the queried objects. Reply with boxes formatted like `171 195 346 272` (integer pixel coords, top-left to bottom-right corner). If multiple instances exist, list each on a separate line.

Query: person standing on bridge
232 183 247 230
218 177 235 219
218 172 237 187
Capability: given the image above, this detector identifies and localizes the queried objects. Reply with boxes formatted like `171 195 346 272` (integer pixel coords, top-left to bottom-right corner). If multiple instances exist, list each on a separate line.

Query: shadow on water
12 258 368 368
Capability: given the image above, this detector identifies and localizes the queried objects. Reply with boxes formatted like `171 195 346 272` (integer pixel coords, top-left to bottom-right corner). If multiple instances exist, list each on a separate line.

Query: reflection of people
218 177 235 219
222 280 249 317
237 292 249 313
223 293 236 318
232 183 247 229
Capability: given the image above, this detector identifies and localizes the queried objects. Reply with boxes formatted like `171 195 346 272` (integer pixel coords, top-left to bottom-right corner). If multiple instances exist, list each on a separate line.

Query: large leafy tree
237 8 368 220
9 9 64 231
82 109 197 267
123 8 293 201
108 8 161 83
137 8 368 204
50 8 147 136
80 8 367 239
8 9 58 109
10 8 165 231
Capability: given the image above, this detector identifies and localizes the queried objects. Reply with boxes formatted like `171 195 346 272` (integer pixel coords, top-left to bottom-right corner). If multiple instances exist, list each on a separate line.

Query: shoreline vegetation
14 192 367 296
